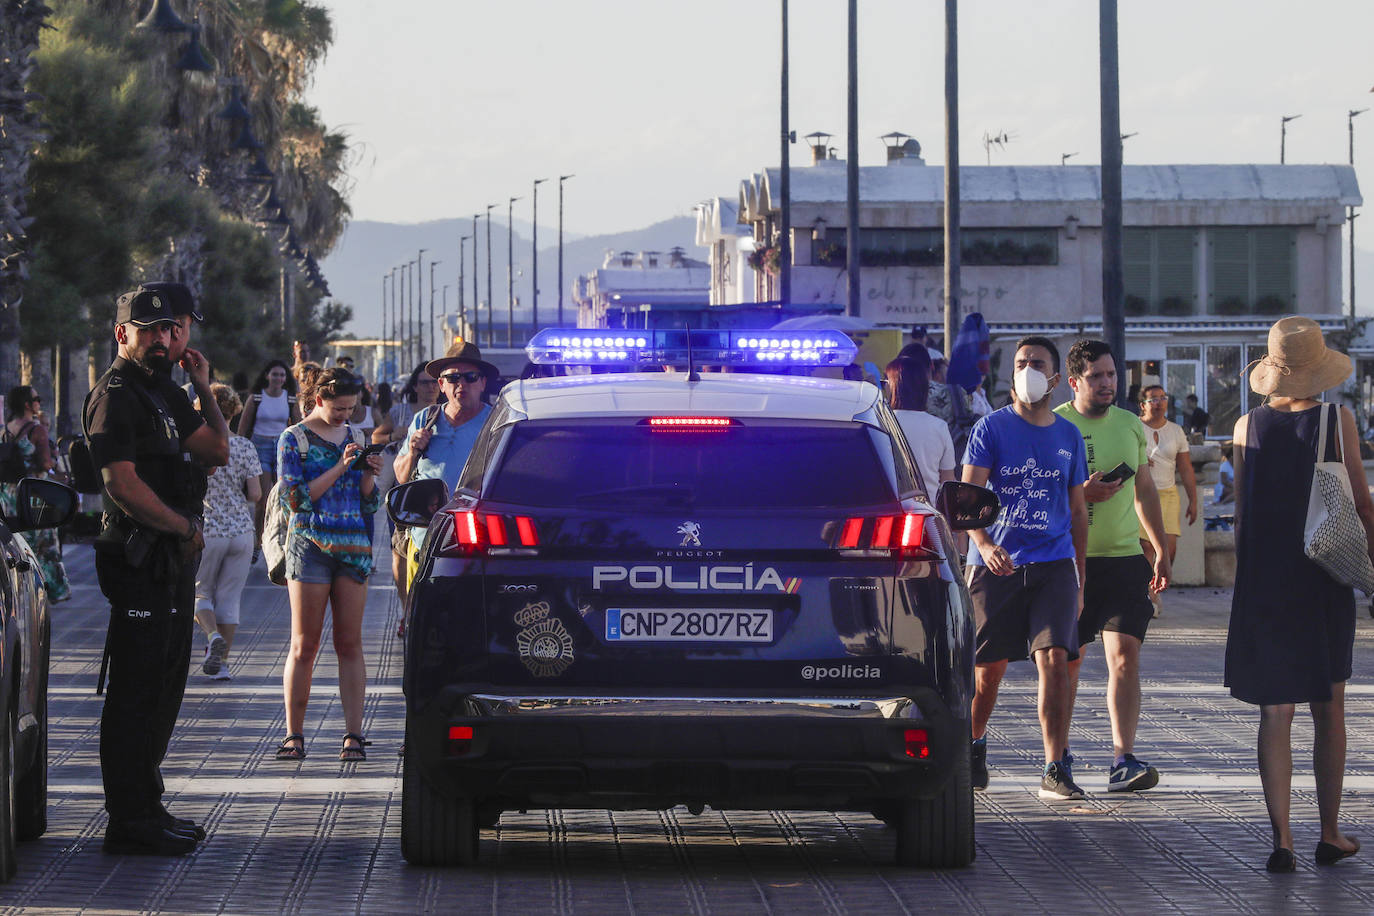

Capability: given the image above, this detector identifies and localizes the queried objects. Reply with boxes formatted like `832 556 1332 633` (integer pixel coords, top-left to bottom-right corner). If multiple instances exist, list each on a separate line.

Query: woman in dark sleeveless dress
1227 317 1372 873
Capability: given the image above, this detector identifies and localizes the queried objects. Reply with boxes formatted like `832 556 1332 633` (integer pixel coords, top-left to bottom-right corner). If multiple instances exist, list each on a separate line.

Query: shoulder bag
1303 403 1374 596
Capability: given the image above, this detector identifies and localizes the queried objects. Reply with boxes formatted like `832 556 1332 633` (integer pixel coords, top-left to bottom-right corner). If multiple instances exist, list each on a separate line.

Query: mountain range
320 215 704 341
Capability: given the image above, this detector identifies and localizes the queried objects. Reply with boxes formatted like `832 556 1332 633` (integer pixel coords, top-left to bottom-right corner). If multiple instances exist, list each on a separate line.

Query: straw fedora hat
425 339 499 381
1247 316 1352 398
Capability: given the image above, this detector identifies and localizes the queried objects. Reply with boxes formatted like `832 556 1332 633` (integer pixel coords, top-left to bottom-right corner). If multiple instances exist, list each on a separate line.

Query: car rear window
485 420 897 509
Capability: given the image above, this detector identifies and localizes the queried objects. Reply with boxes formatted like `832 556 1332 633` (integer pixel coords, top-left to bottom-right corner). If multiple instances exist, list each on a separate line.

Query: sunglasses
1143 396 1168 404
441 371 484 384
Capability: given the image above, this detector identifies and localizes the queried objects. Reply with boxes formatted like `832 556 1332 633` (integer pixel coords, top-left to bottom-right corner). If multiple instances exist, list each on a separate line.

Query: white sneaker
203 635 228 675
210 667 232 681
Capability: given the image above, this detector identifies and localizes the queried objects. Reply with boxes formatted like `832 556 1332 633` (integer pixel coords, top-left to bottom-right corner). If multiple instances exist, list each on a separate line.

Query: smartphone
351 442 387 470
1099 461 1136 484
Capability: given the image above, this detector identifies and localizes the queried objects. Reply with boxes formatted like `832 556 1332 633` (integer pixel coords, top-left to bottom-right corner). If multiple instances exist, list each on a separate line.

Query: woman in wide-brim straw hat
1226 316 1373 873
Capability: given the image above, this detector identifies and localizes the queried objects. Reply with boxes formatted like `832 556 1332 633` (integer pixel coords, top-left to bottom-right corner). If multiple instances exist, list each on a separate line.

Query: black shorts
1078 554 1154 646
967 558 1080 664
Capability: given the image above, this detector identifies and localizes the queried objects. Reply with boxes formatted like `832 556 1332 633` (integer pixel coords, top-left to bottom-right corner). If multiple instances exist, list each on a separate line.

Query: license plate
605 608 774 643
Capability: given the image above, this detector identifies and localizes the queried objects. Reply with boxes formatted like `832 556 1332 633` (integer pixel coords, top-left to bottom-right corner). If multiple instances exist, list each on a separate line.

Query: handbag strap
1315 403 1343 464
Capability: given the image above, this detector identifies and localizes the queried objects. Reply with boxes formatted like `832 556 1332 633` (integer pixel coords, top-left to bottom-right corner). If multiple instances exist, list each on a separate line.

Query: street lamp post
485 204 496 349
508 196 521 347
428 258 441 361
1281 114 1301 164
532 178 546 332
416 249 426 364
390 267 398 361
559 174 574 326
471 215 480 345
458 235 469 338
1350 108 1367 319
398 263 407 368
1061 152 1077 166
380 275 387 362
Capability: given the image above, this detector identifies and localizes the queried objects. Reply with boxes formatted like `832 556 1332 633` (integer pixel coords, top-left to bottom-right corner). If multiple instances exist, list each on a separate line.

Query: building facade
714 146 1361 436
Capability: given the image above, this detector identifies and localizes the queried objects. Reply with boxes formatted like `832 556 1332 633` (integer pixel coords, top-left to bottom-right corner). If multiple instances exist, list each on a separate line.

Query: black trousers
96 549 197 821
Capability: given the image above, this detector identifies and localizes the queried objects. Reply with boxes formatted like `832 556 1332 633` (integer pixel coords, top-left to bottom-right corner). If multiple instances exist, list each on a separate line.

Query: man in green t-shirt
1054 339 1171 794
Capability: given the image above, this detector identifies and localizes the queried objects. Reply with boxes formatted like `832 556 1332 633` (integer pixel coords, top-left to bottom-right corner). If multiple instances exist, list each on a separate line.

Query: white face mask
1013 366 1051 404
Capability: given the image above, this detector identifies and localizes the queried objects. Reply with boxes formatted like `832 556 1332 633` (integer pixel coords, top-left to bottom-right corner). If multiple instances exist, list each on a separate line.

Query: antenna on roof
982 129 1014 165
686 326 700 383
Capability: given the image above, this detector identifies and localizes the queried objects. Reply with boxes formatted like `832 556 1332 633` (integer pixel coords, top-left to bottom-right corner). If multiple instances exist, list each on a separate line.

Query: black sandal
275 734 306 761
340 733 372 761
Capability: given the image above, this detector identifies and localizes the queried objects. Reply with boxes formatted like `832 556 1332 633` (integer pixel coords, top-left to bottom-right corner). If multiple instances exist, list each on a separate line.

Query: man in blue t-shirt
962 336 1089 801
394 341 495 590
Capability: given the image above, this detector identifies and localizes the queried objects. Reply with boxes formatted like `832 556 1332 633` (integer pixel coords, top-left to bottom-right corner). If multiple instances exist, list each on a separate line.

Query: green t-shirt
1053 403 1148 557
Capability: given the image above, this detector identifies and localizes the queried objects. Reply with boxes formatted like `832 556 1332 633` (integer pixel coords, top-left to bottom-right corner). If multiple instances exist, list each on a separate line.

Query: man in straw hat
393 340 497 589
1226 315 1369 872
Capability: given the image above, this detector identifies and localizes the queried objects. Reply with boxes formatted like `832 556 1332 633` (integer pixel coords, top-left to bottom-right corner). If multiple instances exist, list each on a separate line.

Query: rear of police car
393 329 990 867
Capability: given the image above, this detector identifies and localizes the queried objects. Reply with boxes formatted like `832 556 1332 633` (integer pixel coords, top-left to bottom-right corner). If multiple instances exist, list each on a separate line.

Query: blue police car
389 329 997 867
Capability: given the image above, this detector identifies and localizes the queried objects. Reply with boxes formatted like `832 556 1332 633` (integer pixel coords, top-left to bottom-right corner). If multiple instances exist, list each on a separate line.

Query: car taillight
644 416 736 430
904 728 930 759
437 510 540 557
835 513 935 556
448 725 475 756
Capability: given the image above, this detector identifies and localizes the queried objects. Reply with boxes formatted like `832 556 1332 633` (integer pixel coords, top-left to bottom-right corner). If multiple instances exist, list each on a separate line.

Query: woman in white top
195 385 263 680
885 352 956 504
1138 384 1198 577
238 359 301 553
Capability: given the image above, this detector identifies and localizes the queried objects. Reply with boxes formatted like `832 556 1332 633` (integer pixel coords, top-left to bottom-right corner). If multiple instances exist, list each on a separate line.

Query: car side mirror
387 478 449 529
936 480 1000 531
9 478 79 533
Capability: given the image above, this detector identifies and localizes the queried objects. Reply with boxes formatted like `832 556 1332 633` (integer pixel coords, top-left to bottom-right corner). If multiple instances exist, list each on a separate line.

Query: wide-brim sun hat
1247 316 1352 398
425 339 499 381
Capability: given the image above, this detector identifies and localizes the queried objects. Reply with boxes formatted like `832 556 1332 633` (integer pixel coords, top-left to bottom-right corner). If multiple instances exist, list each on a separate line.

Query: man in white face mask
961 337 1090 801
1054 339 1171 794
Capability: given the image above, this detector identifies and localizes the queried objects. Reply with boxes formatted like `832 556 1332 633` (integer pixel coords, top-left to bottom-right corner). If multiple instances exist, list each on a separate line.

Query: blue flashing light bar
526 328 859 368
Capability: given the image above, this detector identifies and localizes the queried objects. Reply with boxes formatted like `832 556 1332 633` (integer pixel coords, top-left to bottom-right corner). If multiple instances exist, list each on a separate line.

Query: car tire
15 639 48 841
0 700 18 882
893 737 975 868
400 722 478 866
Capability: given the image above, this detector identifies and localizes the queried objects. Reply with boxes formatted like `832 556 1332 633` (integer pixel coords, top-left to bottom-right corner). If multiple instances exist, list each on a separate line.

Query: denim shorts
252 434 278 476
285 534 366 585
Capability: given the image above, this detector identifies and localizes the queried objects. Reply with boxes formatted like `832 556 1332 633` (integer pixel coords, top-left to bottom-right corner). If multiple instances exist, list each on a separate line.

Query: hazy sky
311 0 1374 237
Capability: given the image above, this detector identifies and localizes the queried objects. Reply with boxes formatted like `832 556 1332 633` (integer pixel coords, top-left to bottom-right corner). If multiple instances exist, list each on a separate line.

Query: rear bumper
409 688 965 811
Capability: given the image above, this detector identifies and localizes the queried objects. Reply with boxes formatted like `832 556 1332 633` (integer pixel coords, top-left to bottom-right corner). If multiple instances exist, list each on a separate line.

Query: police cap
115 283 199 327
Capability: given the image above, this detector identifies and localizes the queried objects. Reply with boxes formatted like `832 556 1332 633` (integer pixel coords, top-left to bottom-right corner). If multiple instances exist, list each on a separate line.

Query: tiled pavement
3 540 1374 914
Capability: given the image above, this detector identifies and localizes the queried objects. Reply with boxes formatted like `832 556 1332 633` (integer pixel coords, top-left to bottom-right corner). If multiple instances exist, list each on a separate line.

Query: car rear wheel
0 700 18 882
893 738 975 868
401 722 479 866
15 641 48 841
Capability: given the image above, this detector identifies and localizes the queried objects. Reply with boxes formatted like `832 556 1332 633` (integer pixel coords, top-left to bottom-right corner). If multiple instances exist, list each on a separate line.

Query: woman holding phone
274 368 382 762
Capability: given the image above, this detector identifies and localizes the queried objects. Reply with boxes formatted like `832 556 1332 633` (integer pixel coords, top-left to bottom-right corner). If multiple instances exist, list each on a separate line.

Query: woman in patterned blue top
275 367 383 762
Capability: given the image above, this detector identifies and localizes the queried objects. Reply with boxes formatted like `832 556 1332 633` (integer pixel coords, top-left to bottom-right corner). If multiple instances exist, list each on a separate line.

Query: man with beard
1055 339 1171 793
83 284 228 854
961 336 1090 800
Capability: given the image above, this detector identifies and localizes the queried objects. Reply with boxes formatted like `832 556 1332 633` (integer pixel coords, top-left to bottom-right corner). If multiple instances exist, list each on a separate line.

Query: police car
388 328 997 868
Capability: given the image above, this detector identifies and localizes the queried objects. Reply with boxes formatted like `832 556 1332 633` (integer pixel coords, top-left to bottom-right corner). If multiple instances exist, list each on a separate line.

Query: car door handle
6 554 29 572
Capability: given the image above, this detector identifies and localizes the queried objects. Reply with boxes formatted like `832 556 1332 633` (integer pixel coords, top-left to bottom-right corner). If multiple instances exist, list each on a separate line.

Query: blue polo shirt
398 402 491 549
961 405 1088 567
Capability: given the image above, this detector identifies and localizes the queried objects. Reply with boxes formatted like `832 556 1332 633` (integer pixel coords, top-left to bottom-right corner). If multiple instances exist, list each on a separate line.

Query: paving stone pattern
2 541 1374 914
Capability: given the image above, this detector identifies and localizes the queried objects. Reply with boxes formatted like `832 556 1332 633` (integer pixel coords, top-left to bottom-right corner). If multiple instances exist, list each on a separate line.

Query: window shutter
1209 228 1249 314
1252 228 1295 312
1155 229 1196 314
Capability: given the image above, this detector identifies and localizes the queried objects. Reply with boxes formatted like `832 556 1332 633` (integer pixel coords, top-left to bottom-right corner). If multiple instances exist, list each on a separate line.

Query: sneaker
210 667 232 681
1108 754 1160 792
1039 760 1085 801
202 635 228 676
971 740 989 791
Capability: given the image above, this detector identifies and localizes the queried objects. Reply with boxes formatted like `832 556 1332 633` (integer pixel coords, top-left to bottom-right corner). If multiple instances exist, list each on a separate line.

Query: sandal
275 734 306 761
340 733 372 761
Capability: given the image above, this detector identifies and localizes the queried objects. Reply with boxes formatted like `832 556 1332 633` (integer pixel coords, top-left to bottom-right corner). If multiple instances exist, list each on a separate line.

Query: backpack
0 420 37 484
262 423 366 586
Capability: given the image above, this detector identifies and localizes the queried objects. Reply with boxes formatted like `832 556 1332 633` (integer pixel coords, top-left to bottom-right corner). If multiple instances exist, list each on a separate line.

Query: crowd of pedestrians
12 285 1367 873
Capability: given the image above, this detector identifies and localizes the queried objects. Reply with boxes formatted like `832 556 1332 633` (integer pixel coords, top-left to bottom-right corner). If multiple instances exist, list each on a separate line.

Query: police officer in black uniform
83 284 228 855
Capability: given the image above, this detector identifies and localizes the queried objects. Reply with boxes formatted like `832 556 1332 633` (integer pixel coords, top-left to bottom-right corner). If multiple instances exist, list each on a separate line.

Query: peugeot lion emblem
677 521 702 547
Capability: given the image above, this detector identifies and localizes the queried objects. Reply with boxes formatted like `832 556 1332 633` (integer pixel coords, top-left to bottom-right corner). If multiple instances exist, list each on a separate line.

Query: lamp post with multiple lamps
1350 108 1367 319
532 178 546 331
559 174 574 326
507 196 521 347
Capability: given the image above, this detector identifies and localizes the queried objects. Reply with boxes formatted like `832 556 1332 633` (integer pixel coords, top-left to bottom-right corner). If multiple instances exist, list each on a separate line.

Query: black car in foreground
390 330 997 868
0 478 78 882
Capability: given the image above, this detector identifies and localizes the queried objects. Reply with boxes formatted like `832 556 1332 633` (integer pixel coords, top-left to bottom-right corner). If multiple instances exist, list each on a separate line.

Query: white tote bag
1303 404 1374 596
